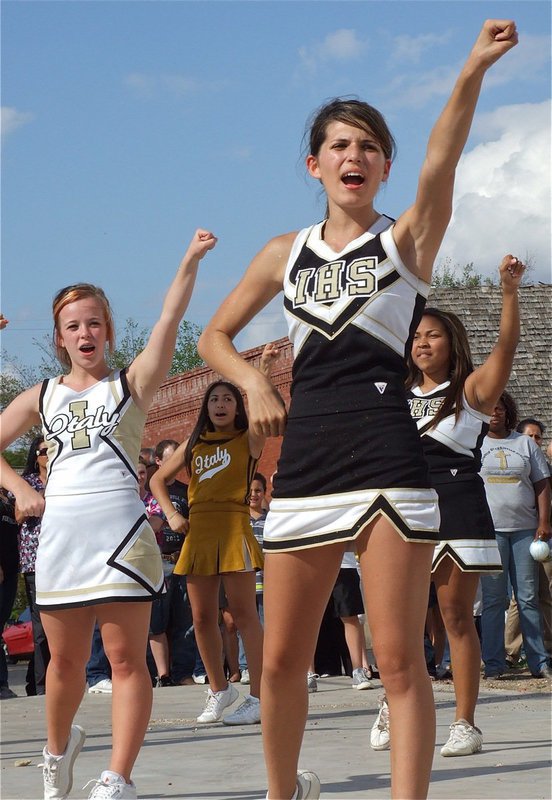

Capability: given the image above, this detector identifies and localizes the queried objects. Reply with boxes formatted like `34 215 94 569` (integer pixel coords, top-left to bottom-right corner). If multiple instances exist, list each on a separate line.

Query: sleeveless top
39 369 145 496
189 429 257 517
407 381 491 484
283 217 430 419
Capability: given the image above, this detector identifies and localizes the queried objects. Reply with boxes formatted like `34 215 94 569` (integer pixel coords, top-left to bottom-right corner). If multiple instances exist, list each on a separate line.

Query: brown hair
305 97 396 161
52 283 115 369
406 308 474 426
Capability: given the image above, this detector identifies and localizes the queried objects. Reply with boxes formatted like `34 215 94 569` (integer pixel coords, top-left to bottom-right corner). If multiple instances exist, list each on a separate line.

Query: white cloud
391 32 452 64
236 296 287 352
439 100 551 283
298 29 367 76
1 107 34 140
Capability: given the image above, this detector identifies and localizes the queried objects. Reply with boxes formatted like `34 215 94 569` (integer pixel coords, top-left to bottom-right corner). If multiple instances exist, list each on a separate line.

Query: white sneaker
193 674 208 684
196 682 239 723
223 694 261 725
370 696 390 750
440 719 483 756
88 679 112 694
41 724 86 799
296 770 321 799
351 667 374 690
85 771 137 799
307 672 318 693
240 668 250 685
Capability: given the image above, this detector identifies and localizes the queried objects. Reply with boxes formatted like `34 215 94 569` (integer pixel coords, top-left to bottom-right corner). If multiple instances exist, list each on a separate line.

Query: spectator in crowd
0 486 19 699
149 443 203 686
480 392 552 679
17 436 51 696
505 418 552 662
86 625 113 694
139 446 157 490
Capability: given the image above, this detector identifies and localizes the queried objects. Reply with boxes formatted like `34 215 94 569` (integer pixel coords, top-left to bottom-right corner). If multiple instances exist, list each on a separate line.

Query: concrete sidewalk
1 675 550 800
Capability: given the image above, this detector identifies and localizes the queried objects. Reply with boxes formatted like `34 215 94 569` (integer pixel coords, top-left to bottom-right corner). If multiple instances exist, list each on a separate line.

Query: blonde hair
52 283 115 369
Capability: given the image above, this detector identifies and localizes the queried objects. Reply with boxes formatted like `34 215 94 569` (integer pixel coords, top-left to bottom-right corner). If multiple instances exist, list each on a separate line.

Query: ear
381 159 392 183
54 329 65 351
306 154 321 180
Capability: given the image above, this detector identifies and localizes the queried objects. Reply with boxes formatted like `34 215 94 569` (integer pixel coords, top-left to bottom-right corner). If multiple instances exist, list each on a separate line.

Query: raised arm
198 233 294 437
394 19 518 281
0 384 45 517
464 256 524 414
149 441 189 533
127 229 217 410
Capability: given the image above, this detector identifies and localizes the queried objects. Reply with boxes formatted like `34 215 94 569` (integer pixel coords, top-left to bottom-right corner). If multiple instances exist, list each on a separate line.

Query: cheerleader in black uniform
402 256 523 759
197 21 517 800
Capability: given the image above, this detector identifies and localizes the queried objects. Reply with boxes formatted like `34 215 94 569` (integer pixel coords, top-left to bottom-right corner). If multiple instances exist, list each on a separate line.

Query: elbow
197 330 209 362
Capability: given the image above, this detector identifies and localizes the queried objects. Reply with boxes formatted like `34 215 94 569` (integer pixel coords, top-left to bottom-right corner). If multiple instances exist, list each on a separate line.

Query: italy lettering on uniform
196 446 232 482
45 401 121 450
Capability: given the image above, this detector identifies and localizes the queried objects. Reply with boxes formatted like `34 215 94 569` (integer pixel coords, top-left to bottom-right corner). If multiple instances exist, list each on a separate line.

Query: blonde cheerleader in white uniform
0 229 216 800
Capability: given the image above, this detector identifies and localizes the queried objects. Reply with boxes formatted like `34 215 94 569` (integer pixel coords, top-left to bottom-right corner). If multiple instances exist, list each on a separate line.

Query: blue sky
2 0 550 372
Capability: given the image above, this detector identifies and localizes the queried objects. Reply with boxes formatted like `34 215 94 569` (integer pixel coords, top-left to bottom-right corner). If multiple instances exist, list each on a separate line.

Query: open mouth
79 344 95 354
342 172 365 187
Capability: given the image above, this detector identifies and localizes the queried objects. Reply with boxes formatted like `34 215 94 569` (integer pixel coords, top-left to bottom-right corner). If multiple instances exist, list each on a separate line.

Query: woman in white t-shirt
479 390 551 679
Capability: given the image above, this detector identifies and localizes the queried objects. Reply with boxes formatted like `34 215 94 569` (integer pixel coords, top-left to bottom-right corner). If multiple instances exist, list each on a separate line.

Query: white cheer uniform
35 368 163 609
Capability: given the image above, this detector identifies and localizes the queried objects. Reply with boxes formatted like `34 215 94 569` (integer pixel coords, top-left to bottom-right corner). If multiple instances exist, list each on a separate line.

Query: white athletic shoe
440 719 483 757
351 667 374 690
370 696 390 751
296 770 321 799
240 668 250 685
87 679 112 694
223 694 261 725
196 682 239 723
307 672 318 693
85 771 137 799
41 724 86 799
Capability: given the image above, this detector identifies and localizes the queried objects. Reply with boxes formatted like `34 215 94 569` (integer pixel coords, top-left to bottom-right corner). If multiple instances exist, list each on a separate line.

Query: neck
65 362 111 387
39 466 47 483
250 507 263 519
488 427 509 439
323 205 381 247
417 369 450 393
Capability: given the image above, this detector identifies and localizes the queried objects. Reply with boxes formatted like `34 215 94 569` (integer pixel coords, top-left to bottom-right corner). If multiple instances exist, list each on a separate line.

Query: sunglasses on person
36 448 48 457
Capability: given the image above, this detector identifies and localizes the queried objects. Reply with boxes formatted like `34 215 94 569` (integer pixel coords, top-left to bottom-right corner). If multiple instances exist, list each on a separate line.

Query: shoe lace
448 721 475 743
39 757 61 787
377 699 390 730
202 690 219 714
83 778 122 798
233 697 255 717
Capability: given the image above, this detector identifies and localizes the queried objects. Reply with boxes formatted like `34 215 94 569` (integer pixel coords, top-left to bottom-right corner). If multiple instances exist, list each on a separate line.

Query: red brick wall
143 336 293 496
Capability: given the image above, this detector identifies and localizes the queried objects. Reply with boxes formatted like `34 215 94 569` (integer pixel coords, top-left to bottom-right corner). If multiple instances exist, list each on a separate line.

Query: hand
184 229 218 262
246 374 287 437
0 314 8 330
499 254 525 291
259 342 280 379
14 484 45 522
535 524 552 543
469 19 518 70
168 512 189 534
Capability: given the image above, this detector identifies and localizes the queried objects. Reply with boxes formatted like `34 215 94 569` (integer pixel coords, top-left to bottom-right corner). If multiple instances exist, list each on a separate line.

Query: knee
440 605 474 639
48 651 87 679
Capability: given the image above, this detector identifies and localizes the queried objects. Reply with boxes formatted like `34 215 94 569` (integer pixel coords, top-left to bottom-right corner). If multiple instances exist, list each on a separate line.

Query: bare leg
149 633 170 678
262 543 344 800
358 517 435 800
97 602 153 782
186 575 227 692
341 615 367 670
223 572 263 698
433 561 481 726
220 606 241 681
41 607 97 755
